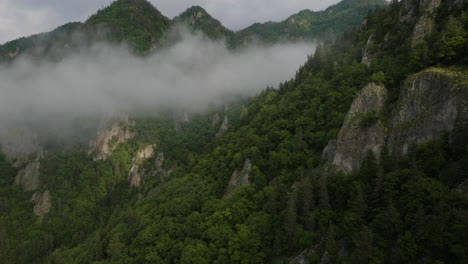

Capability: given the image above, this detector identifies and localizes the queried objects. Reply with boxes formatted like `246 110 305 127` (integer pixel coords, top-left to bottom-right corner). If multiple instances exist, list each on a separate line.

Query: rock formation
15 153 42 191
216 115 229 138
324 83 388 172
361 34 376 66
128 145 156 187
88 115 135 161
225 159 252 196
410 0 441 47
31 190 51 219
325 68 467 172
387 68 467 154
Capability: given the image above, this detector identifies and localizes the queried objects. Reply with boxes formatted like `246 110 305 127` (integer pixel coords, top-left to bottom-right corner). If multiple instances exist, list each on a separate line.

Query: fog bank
0 31 315 130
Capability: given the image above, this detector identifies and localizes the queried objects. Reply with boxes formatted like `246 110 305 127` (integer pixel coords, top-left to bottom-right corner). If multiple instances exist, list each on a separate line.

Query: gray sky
0 0 341 44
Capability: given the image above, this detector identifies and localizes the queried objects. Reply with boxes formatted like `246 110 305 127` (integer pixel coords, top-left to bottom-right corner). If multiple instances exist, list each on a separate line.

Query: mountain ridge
0 0 387 59
0 0 466 263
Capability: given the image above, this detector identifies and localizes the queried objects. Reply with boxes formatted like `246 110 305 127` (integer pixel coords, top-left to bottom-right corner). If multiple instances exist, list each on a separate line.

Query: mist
0 30 315 135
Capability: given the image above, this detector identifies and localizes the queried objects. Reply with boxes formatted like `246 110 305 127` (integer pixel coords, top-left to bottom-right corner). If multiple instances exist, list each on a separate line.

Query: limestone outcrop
216 115 229 138
15 155 42 191
324 68 467 172
225 159 252 195
410 0 441 47
31 190 51 219
361 34 376 66
324 83 388 172
88 116 135 161
387 68 467 154
128 145 156 187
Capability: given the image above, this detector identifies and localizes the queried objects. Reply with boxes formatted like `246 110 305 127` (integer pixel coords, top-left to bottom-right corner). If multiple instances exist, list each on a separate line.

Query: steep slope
325 68 468 172
235 0 387 45
0 22 83 62
85 0 172 53
0 0 466 263
173 6 235 41
0 0 171 61
0 0 387 61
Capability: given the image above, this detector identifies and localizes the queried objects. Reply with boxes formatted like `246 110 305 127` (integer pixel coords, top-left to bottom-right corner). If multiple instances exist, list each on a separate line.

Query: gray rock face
15 152 43 191
216 115 229 138
128 145 156 187
31 190 51 219
326 83 388 172
411 0 441 47
361 34 376 66
88 116 135 161
225 159 252 196
325 68 467 172
387 68 467 154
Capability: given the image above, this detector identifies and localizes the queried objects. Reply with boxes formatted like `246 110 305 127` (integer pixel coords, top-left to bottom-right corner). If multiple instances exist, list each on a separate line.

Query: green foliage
234 0 387 45
173 6 235 42
0 0 466 263
85 0 171 53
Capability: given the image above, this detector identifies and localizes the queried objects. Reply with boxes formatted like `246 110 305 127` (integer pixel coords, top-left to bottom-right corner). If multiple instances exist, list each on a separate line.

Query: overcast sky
0 0 341 44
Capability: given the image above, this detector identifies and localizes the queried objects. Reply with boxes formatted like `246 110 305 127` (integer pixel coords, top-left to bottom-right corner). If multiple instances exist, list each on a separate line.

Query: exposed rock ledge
15 152 43 191
128 145 156 187
324 68 467 172
31 190 51 220
216 115 229 138
323 83 387 172
225 159 252 196
88 116 135 161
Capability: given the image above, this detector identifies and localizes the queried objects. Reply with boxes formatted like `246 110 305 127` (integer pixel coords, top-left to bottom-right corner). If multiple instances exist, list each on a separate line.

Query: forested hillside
235 0 387 45
0 0 467 263
0 0 386 61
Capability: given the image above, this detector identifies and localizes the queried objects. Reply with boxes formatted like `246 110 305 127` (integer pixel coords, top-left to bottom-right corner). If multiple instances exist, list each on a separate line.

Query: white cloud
0 29 316 130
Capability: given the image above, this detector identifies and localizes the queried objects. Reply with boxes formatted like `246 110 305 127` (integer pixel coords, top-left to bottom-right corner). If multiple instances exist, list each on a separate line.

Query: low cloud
0 30 315 126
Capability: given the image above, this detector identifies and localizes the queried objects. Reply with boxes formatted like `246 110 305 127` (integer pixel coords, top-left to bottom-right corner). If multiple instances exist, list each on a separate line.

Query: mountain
85 0 171 53
0 0 386 61
0 0 467 263
173 6 235 41
234 0 388 45
0 22 83 62
0 0 172 61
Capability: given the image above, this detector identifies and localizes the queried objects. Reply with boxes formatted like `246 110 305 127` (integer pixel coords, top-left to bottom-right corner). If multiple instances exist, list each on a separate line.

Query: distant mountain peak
175 6 215 24
174 5 234 40
183 6 209 15
85 0 171 52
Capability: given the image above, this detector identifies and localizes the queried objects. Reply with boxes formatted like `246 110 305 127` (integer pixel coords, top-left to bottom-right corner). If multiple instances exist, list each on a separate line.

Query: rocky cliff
410 0 441 47
31 190 52 221
128 145 156 187
325 68 467 172
225 159 252 196
323 83 387 172
387 68 467 154
15 153 43 191
88 116 136 161
216 115 229 138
